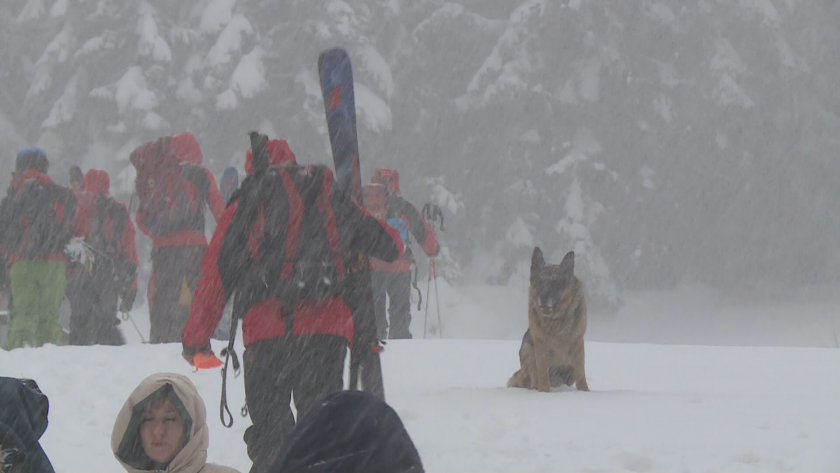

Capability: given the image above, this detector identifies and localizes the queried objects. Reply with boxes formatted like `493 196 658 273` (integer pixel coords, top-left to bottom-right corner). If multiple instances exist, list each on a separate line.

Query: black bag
87 195 129 276
2 180 76 259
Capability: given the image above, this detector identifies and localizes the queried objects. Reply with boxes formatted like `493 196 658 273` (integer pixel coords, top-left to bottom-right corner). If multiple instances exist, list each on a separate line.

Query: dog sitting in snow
507 247 589 392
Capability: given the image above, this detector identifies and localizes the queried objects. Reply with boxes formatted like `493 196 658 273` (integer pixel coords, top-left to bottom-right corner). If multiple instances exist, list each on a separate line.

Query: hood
0 377 55 473
269 390 424 473
371 168 401 196
15 169 53 193
245 139 297 175
16 148 49 174
112 373 209 473
171 132 203 164
82 169 110 195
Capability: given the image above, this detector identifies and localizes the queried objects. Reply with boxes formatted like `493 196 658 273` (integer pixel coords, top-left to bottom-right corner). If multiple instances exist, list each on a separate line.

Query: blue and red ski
318 47 385 401
318 48 362 201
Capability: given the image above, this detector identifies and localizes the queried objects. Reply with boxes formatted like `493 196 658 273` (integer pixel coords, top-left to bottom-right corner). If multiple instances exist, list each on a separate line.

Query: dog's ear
531 247 545 273
559 251 575 275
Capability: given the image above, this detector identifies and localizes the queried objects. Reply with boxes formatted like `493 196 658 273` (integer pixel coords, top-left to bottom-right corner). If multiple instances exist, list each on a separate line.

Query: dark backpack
130 137 208 237
87 195 129 272
2 180 76 259
219 165 347 306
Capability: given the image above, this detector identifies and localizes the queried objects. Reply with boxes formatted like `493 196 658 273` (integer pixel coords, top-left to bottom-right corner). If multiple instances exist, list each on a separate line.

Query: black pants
243 335 347 473
67 270 125 346
149 245 204 344
371 271 412 339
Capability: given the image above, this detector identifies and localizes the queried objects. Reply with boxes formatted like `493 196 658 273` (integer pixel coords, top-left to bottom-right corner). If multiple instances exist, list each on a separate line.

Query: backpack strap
275 167 302 281
316 168 345 280
180 163 211 208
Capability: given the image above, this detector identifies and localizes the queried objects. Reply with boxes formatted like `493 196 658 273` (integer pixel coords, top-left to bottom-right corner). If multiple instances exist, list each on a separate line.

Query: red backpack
130 136 206 236
219 164 347 305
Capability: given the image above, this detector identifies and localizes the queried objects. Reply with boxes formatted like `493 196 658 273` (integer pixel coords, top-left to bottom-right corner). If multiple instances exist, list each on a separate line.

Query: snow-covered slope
2 337 839 472
3 282 840 472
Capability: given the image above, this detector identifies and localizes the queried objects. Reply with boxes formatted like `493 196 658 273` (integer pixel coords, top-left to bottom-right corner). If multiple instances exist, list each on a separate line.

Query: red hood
245 139 297 175
81 169 110 195
372 168 401 195
171 132 203 164
15 169 52 192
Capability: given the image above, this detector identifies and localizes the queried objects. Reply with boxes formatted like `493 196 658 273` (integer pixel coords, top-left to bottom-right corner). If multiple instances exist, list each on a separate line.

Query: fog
1 0 838 312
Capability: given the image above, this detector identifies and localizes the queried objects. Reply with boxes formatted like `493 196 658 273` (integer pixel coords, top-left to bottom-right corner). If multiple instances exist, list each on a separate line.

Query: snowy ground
3 280 840 472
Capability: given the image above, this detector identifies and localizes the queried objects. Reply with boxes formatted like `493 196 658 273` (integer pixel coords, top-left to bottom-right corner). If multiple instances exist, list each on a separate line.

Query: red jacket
78 170 139 297
2 169 87 266
183 166 403 349
368 168 439 273
136 163 225 247
370 196 439 273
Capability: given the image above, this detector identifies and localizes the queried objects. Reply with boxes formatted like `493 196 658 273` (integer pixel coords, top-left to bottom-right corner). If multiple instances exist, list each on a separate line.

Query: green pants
7 260 66 349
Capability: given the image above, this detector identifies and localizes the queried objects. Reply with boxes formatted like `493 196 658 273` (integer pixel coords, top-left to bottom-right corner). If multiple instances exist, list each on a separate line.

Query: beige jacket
111 373 240 473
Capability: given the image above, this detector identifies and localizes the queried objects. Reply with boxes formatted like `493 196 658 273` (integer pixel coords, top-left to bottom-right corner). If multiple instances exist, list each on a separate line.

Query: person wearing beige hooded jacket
111 372 240 473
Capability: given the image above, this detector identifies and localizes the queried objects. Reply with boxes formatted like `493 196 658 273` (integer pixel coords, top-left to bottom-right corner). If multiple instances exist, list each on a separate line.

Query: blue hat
15 148 49 174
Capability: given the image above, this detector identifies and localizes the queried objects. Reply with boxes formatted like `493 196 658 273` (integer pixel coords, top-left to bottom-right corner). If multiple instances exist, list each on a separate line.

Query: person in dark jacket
269 390 424 473
0 377 55 473
0 149 87 349
67 169 138 346
365 169 439 339
181 136 403 473
135 132 225 343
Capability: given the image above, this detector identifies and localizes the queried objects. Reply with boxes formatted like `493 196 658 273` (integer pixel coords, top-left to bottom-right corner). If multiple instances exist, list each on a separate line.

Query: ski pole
121 311 147 343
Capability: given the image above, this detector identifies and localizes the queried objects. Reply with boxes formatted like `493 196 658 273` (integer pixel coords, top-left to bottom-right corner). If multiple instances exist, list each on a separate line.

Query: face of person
139 398 186 465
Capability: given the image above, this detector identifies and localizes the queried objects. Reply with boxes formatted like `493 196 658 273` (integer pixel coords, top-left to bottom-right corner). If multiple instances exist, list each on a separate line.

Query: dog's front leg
532 337 551 392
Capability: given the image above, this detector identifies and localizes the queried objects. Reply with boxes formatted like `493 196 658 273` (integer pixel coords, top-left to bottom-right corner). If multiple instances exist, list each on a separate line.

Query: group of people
0 130 440 472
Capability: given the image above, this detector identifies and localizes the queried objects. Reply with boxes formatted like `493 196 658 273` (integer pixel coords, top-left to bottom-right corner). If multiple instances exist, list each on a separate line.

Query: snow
464 0 546 105
16 0 45 22
649 3 676 23
49 0 68 17
357 43 395 100
142 111 167 130
355 83 392 132
505 217 535 248
739 0 782 28
3 282 840 472
199 0 237 34
41 72 79 128
76 34 117 58
207 14 253 67
578 56 602 103
426 176 462 215
230 46 266 99
107 66 158 114
215 88 238 110
37 25 74 67
136 3 172 62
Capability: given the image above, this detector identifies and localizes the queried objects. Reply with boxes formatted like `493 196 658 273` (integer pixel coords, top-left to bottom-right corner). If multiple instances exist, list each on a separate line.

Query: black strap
412 263 422 311
219 292 244 428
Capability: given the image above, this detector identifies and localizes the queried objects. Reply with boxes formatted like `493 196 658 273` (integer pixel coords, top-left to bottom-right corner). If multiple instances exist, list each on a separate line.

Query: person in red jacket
66 169 138 346
365 168 439 339
0 149 87 349
135 132 225 344
182 136 403 473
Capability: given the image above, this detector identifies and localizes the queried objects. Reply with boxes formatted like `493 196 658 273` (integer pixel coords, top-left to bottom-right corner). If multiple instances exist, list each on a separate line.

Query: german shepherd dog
507 247 589 392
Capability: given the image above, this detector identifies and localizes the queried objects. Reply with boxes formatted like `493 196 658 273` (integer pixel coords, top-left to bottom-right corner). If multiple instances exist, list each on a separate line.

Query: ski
318 47 385 401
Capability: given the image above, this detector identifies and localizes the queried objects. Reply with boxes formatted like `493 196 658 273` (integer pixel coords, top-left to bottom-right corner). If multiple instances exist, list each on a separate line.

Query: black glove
118 288 136 313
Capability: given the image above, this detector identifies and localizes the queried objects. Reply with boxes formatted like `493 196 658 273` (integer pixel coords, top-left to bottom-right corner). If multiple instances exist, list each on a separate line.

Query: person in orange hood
66 169 138 346
134 132 225 343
